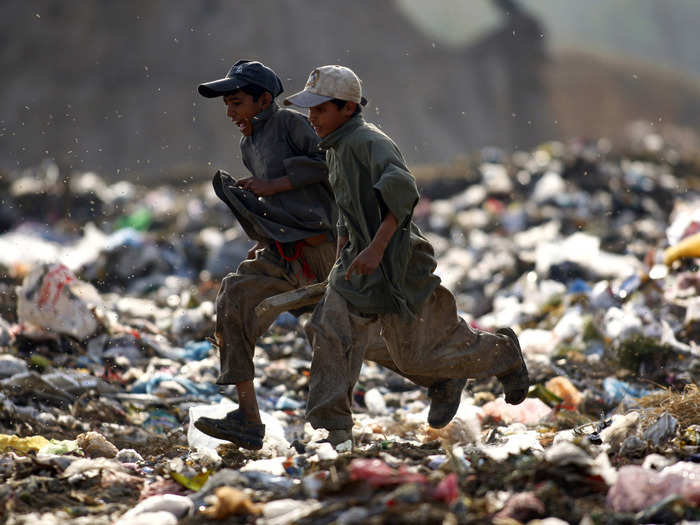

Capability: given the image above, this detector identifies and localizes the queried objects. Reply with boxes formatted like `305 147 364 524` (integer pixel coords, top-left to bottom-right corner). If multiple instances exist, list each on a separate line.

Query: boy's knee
215 276 244 315
389 352 425 377
219 273 242 293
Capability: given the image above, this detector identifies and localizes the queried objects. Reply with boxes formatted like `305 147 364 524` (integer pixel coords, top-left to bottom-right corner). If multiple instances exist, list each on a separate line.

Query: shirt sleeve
283 156 329 189
369 138 419 226
283 112 329 189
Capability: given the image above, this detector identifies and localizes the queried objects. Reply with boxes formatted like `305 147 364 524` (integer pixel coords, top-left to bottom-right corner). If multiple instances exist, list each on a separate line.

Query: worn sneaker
496 328 529 405
194 409 265 450
427 378 467 428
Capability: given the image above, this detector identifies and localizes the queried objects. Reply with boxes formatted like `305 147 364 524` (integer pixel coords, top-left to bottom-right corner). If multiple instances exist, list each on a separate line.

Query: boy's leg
215 240 335 385
379 285 529 403
197 242 335 448
305 287 375 440
364 335 467 428
214 247 303 386
364 337 434 387
197 247 300 448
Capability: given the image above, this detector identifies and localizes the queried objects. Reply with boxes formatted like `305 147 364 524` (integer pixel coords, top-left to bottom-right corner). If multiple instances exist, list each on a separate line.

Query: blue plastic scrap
130 372 219 398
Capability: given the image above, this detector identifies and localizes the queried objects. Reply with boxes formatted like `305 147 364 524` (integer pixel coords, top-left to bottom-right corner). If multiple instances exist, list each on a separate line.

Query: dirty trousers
215 241 335 384
305 285 522 430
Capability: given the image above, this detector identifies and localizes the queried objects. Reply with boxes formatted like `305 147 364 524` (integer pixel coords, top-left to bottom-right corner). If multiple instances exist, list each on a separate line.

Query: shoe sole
193 419 264 450
497 328 529 405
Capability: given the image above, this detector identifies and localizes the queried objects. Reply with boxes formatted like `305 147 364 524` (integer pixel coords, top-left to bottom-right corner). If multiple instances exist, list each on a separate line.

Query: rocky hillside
2 0 700 180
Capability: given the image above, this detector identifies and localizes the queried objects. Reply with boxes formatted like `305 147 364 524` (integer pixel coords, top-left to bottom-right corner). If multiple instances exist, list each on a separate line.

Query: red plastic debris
433 473 459 504
349 458 427 487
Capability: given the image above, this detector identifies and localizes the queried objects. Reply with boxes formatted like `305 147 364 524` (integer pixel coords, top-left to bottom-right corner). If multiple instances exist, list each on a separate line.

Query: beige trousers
214 241 336 384
305 286 521 430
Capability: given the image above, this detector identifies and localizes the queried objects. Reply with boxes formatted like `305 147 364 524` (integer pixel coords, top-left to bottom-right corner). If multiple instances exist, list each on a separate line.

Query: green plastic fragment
115 208 152 231
29 354 51 371
527 383 564 407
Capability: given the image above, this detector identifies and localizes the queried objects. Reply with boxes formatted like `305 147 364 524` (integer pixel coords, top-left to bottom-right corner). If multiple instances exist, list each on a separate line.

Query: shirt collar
319 113 364 150
251 101 278 132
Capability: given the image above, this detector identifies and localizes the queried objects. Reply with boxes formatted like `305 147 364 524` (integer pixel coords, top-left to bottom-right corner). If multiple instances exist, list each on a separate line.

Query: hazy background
2 0 700 181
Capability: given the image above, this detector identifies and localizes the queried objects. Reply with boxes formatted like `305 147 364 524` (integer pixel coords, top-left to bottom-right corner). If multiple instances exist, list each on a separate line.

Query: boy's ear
261 91 273 107
344 101 357 116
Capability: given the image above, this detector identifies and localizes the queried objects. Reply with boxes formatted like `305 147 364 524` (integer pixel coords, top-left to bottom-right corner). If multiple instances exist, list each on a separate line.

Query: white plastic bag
17 263 102 339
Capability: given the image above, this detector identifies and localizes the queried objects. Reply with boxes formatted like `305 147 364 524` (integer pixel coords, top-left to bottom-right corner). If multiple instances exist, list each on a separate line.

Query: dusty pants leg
215 247 302 384
364 335 438 388
379 285 521 380
305 288 375 430
215 241 335 385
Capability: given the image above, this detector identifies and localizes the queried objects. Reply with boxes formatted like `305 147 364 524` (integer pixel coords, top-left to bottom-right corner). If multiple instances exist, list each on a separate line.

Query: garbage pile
1 134 700 524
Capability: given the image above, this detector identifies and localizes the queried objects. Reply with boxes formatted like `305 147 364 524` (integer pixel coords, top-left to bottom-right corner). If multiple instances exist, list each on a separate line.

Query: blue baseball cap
198 60 284 98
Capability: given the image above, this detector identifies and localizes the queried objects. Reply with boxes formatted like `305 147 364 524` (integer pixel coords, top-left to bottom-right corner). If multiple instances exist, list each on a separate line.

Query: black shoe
497 328 529 405
194 409 265 450
427 378 467 428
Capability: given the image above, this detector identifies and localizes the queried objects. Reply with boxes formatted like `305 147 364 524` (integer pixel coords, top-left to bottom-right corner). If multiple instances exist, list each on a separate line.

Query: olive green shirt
319 114 440 320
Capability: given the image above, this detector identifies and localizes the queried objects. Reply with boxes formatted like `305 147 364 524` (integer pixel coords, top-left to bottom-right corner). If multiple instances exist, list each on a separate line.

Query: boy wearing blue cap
286 65 529 446
194 60 338 449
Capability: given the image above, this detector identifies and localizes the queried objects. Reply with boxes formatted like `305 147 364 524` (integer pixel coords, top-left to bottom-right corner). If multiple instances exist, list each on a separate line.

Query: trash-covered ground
1 131 700 524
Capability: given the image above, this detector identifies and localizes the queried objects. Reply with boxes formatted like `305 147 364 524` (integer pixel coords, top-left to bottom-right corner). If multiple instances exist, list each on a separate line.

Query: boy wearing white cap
285 65 529 446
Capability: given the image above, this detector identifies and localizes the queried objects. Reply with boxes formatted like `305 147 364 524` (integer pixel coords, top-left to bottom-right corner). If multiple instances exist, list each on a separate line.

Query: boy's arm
237 135 291 195
345 211 397 279
236 176 292 195
345 138 418 279
283 113 329 189
237 114 327 196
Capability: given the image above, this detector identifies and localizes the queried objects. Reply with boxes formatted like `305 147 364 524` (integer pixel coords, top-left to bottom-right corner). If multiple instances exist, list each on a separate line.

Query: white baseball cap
284 65 367 108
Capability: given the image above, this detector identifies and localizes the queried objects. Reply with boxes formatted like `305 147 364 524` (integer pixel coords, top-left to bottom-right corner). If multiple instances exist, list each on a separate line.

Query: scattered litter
1 135 699 523
199 486 262 519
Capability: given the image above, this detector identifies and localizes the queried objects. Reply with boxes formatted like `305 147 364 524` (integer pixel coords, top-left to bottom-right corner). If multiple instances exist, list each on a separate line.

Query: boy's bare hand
236 177 274 195
236 177 292 196
345 246 382 279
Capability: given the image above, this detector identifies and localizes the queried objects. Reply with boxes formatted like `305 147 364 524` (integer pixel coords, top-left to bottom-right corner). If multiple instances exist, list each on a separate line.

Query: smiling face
223 90 270 136
308 100 356 138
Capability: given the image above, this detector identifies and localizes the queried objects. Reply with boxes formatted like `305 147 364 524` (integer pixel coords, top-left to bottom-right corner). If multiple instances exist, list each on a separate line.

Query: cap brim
198 77 246 98
283 90 333 108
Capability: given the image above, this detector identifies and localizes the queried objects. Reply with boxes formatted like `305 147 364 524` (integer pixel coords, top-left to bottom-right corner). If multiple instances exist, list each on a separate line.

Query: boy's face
223 91 267 136
308 100 355 138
